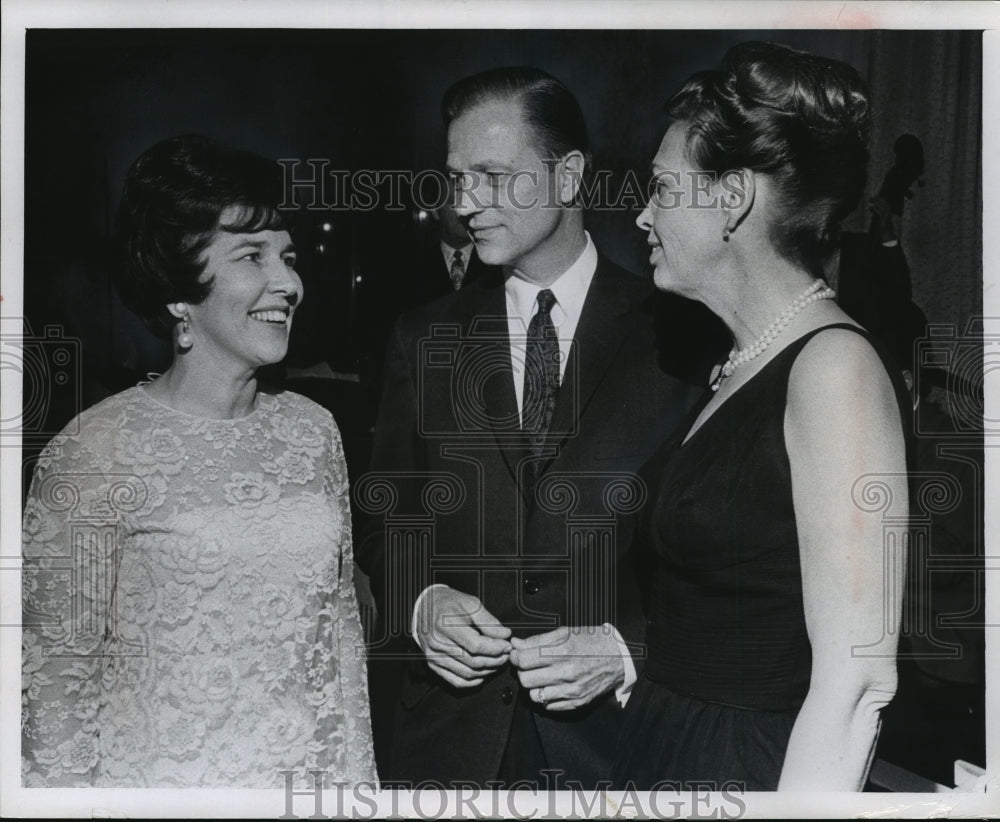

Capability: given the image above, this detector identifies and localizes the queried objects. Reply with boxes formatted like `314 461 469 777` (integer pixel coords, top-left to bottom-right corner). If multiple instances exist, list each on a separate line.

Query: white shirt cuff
605 622 637 707
881 239 899 248
411 584 450 651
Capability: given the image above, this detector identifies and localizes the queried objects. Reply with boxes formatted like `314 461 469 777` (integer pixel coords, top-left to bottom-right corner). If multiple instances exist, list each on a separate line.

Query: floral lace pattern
22 386 376 787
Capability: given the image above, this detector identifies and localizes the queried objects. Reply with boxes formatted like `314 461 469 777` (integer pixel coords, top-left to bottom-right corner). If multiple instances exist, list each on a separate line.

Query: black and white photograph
1 1 996 817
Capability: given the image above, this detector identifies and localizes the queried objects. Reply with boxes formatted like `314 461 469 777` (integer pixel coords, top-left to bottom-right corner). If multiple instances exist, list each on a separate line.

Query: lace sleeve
321 420 377 785
21 434 126 786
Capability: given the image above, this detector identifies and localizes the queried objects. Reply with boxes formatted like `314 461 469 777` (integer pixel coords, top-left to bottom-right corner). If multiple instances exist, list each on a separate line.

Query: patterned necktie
449 249 465 290
522 288 560 502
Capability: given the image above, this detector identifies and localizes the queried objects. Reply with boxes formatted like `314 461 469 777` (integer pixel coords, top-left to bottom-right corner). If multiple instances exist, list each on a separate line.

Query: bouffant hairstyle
668 41 870 275
112 134 288 338
441 66 593 175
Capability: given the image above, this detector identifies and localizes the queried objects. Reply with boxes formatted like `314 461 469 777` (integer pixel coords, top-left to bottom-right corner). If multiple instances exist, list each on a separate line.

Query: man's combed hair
667 41 871 275
112 134 288 338
441 66 592 173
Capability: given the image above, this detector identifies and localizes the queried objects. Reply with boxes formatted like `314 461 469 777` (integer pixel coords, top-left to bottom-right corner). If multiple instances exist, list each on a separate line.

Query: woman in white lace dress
21 135 377 787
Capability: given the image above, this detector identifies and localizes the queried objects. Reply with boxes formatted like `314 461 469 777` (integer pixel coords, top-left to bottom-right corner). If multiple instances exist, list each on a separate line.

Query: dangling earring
722 224 731 242
176 308 193 350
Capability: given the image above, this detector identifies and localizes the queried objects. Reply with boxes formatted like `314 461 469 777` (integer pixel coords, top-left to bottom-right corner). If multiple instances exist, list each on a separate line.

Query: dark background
21 28 986 788
24 29 981 401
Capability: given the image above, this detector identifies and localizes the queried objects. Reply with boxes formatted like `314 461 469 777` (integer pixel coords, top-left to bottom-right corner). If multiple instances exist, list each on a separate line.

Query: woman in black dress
614 42 909 791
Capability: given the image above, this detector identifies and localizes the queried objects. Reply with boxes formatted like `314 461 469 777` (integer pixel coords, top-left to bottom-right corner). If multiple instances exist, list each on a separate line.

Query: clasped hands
413 585 625 711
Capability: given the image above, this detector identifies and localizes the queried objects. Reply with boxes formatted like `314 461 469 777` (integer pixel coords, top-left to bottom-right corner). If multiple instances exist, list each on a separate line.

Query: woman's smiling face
185 206 302 373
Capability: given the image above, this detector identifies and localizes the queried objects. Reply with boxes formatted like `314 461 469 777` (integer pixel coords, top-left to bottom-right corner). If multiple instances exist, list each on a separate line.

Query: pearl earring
176 308 193 350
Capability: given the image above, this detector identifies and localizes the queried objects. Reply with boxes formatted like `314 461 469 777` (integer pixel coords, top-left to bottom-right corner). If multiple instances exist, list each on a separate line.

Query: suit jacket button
501 686 514 705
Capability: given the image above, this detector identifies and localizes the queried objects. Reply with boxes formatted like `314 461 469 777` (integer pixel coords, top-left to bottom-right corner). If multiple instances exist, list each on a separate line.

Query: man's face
446 98 563 274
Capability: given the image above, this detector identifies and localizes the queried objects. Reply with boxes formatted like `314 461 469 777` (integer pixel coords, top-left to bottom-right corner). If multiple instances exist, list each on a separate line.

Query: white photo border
1 1 997 818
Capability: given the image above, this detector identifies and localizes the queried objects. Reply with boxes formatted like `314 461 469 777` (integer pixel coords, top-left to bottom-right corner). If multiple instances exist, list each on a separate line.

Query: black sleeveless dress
612 324 910 791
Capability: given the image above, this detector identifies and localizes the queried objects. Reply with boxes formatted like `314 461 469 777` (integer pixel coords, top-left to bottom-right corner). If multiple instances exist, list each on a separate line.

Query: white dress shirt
504 232 597 425
413 231 637 706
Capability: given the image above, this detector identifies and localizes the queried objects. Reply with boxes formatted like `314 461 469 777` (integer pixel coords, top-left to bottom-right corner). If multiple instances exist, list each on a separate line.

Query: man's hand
509 626 625 711
414 586 512 688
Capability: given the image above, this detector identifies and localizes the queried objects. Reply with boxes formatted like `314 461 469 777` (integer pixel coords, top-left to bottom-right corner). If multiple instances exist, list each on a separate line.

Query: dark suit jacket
413 242 496 303
356 254 704 787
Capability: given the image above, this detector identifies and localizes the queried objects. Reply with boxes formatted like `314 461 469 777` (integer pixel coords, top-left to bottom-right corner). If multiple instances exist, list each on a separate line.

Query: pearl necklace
710 279 836 391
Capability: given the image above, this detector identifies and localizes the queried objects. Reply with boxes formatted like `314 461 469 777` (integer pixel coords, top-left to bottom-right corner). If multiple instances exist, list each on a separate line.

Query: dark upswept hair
441 66 593 174
112 134 288 338
668 41 870 275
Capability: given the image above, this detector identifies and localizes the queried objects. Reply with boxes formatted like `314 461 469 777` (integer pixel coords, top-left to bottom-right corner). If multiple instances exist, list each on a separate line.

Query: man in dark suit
359 66 702 788
435 192 496 292
408 194 500 303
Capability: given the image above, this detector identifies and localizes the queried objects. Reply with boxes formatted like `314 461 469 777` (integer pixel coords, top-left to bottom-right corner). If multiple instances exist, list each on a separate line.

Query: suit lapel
546 258 634 450
453 258 635 496
454 276 529 485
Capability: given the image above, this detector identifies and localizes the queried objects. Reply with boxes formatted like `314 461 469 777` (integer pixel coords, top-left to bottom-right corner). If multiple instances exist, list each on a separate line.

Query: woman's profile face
636 123 725 299
185 206 302 373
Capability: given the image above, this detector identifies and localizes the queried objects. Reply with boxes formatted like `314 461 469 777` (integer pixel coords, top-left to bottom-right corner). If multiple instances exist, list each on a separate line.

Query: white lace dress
21 386 377 787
